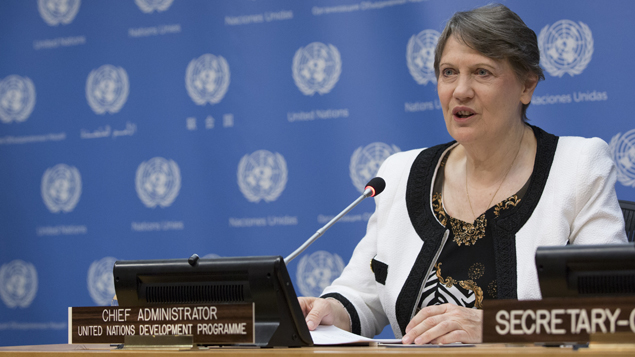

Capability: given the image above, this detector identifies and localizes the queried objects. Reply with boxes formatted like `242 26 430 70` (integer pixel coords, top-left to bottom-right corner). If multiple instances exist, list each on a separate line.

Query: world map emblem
609 128 635 188
87 257 117 306
135 0 174 13
135 157 181 208
0 260 38 308
185 54 231 105
538 20 594 77
38 0 81 26
296 251 344 297
350 142 400 193
0 75 36 124
41 164 82 213
86 65 130 114
292 42 342 96
237 150 288 203
406 29 441 85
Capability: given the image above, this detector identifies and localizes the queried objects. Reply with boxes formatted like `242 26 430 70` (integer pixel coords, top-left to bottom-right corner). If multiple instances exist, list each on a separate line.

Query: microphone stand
284 186 374 264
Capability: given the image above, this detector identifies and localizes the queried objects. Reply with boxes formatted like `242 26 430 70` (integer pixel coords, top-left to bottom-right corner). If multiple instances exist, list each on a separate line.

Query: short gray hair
433 4 544 121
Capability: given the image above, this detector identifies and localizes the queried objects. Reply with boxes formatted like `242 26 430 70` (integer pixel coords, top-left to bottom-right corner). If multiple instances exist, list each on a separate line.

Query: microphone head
365 177 386 197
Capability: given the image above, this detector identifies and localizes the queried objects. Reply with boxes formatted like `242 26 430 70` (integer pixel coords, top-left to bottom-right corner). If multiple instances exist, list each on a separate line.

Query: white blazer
322 126 627 338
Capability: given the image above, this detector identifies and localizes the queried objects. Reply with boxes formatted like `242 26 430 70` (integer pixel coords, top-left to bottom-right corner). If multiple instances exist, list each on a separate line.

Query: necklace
466 129 525 221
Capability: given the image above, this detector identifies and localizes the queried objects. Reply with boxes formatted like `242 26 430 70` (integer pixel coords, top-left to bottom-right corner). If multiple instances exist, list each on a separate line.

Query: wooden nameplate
483 297 635 343
69 303 254 346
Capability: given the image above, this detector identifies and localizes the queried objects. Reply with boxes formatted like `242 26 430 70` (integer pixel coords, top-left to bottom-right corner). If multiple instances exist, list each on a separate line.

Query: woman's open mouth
453 108 476 120
455 110 475 119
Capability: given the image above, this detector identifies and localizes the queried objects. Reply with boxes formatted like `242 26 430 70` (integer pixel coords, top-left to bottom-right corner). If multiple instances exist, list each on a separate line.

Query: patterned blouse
416 150 530 311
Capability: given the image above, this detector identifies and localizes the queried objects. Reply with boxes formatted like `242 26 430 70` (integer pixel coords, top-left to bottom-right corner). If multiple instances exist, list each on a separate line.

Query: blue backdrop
1 0 634 346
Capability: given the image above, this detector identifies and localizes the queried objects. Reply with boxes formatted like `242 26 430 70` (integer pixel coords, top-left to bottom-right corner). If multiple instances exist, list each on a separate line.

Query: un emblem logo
0 260 38 308
350 142 400 193
0 75 36 124
87 257 117 306
609 128 635 188
296 251 345 297
237 150 288 203
292 42 342 96
185 54 231 105
135 0 174 13
538 20 594 78
41 164 82 213
135 157 181 208
38 0 81 26
406 29 441 85
86 65 129 115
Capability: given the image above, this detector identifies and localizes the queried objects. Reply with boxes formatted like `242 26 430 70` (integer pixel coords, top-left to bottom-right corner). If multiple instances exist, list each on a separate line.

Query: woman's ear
520 74 539 105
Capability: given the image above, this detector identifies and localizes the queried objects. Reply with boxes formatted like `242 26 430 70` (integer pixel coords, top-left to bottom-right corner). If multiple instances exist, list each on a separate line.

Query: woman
299 4 627 344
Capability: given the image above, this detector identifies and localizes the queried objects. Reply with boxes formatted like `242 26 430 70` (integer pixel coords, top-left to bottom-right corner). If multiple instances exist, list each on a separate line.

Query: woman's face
437 36 536 145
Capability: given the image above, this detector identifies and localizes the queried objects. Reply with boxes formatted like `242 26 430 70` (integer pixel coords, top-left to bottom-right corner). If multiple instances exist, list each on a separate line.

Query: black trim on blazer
371 257 389 285
395 125 559 335
396 143 453 334
321 293 362 335
491 126 558 299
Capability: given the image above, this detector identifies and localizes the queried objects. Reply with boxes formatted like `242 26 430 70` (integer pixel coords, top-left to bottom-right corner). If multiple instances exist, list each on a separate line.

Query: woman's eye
477 69 490 76
442 68 455 76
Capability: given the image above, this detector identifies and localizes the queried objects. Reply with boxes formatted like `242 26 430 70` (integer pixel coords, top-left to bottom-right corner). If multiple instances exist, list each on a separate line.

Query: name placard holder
122 335 193 350
68 303 254 347
590 332 635 346
483 297 635 344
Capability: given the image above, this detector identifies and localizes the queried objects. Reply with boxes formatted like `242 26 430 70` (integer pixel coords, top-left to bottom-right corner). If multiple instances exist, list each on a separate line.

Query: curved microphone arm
284 187 374 265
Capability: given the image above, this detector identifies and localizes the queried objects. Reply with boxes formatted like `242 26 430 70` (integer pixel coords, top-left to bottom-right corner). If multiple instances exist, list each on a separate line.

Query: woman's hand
298 297 351 332
402 304 482 344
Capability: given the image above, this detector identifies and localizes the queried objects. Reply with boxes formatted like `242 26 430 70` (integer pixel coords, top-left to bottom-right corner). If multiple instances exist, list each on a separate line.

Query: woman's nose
453 75 474 101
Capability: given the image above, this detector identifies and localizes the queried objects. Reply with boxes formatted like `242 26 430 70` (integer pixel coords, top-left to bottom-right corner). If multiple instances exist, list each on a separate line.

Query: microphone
284 177 386 264
364 177 386 198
